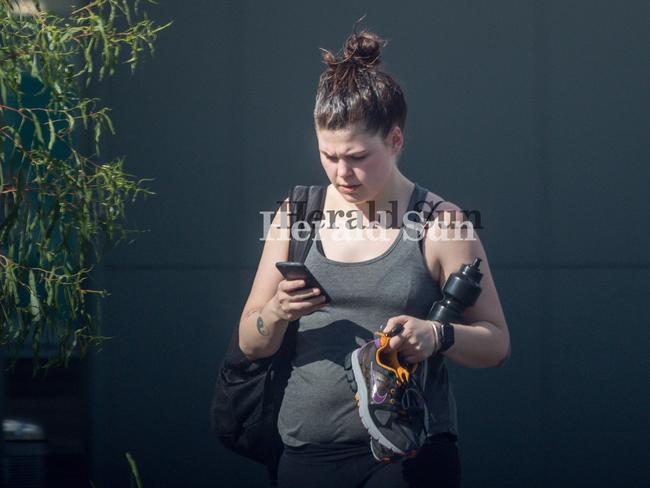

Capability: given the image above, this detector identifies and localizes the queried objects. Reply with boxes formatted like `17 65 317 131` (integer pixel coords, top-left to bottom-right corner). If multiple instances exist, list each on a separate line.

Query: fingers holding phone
272 278 328 321
273 261 331 322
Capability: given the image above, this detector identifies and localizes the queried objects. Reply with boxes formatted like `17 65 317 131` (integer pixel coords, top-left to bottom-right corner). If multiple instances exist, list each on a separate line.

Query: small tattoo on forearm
257 313 270 336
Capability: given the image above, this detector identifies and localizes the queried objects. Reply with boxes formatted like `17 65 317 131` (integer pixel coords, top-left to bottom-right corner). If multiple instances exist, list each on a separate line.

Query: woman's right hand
269 279 328 322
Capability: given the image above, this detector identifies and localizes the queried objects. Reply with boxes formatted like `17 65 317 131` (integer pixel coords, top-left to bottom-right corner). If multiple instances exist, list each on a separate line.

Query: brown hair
314 17 407 143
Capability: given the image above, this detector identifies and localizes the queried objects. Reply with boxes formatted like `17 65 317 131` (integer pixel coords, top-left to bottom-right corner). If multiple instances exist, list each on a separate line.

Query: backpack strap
279 184 326 358
411 183 446 252
269 184 326 475
287 185 326 262
411 183 445 223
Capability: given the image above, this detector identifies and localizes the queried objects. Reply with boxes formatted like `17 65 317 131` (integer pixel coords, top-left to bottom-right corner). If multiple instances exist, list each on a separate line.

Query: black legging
276 433 461 488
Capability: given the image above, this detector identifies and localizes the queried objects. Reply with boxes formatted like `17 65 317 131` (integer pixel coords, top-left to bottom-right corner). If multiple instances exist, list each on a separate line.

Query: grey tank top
277 182 459 447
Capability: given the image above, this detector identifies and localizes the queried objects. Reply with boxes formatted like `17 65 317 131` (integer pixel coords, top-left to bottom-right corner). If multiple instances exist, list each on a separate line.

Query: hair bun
342 31 386 69
319 28 387 72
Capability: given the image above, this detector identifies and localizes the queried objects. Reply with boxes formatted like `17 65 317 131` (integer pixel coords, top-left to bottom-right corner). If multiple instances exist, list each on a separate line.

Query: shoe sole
370 438 396 464
344 351 357 393
348 346 407 455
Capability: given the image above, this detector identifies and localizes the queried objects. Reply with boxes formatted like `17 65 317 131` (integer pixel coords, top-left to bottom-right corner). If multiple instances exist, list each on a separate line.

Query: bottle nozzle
460 257 483 283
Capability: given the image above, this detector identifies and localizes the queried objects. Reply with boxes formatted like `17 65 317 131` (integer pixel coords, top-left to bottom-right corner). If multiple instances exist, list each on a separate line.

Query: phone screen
275 261 332 303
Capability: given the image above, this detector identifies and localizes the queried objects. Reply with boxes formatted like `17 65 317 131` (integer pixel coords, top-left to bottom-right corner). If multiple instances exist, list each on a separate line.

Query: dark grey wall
88 1 649 487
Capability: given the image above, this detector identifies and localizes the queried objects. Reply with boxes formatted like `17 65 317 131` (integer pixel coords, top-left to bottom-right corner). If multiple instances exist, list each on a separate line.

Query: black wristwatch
433 320 455 352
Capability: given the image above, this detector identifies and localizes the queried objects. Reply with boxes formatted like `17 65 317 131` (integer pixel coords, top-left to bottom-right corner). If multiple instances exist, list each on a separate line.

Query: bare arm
424 201 511 368
238 198 327 360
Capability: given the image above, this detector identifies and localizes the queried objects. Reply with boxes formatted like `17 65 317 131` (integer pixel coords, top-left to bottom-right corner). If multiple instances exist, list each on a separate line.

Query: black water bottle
427 257 484 350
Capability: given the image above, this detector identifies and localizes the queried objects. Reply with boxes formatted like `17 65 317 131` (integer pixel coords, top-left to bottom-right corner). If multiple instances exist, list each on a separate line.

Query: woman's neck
370 169 413 214
330 169 414 228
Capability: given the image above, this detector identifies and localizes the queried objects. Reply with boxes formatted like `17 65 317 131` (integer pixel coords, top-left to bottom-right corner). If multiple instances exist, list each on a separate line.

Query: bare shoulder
419 189 508 333
419 190 463 219
420 191 469 284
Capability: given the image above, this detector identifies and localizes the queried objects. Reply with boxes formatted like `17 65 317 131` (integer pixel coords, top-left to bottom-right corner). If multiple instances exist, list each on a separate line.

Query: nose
336 159 354 179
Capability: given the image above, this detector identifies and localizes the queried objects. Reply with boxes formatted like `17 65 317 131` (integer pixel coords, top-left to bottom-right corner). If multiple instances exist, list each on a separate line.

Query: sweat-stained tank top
277 182 459 447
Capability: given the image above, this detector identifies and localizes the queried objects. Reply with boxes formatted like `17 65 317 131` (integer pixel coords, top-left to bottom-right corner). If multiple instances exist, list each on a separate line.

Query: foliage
88 451 144 487
0 0 172 373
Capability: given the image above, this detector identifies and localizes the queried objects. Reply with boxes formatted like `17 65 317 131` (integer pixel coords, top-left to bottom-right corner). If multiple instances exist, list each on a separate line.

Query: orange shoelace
372 331 418 386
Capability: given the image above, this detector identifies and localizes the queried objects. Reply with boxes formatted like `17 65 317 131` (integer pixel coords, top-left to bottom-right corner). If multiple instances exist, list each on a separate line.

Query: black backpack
210 185 326 484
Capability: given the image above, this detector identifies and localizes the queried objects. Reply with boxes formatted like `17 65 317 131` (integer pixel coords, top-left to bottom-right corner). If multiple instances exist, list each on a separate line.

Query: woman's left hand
383 315 439 364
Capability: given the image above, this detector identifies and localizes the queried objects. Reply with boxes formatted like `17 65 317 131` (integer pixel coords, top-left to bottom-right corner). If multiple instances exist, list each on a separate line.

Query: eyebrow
320 150 368 157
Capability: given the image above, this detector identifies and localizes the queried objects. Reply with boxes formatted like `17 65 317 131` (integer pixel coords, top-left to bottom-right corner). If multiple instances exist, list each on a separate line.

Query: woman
238 27 510 488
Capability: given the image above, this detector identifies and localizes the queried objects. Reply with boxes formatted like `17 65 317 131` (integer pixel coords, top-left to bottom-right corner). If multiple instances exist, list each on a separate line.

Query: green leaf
103 112 115 135
66 111 76 132
0 77 7 104
122 0 133 25
30 109 45 145
29 270 41 321
30 54 39 78
125 452 143 488
47 117 56 151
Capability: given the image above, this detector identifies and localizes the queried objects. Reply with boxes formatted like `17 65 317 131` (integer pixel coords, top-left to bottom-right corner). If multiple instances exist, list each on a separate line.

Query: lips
339 184 360 194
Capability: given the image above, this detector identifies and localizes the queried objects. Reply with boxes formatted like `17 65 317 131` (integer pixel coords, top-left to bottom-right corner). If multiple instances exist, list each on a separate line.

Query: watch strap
432 320 455 352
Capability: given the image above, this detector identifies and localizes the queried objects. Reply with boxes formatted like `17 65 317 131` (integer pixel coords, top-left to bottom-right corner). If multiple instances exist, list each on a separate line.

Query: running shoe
344 326 430 459
368 355 431 463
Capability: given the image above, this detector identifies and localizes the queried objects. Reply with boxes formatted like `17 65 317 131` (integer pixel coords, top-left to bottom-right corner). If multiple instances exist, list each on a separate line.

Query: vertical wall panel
80 1 649 486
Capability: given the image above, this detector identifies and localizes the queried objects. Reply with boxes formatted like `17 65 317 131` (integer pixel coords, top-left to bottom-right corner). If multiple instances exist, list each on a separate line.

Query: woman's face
315 122 403 203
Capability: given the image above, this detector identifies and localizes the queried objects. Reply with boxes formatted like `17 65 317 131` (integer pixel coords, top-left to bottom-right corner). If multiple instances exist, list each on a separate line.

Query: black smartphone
275 261 332 303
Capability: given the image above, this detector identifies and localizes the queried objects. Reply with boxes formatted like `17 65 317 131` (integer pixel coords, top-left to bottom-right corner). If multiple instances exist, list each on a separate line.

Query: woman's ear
388 125 404 156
